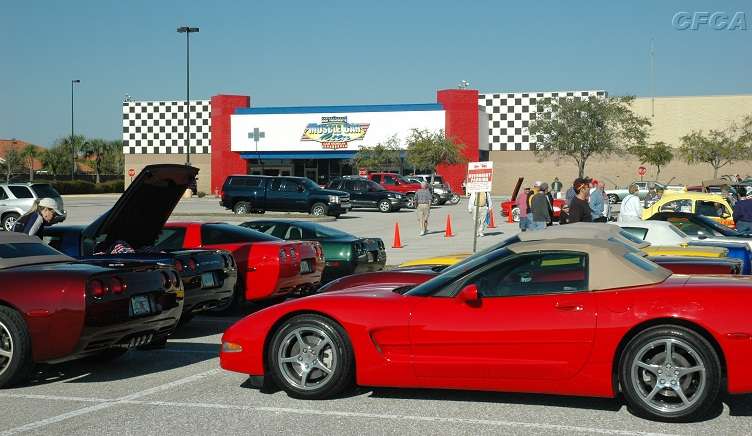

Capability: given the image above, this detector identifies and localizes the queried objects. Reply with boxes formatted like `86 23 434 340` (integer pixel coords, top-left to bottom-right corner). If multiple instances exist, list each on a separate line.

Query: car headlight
328 195 340 203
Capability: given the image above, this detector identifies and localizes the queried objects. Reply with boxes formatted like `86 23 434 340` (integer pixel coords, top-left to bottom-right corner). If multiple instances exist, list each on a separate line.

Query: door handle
554 302 584 311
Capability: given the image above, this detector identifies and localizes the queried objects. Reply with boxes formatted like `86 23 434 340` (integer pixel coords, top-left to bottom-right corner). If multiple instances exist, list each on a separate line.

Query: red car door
408 251 596 385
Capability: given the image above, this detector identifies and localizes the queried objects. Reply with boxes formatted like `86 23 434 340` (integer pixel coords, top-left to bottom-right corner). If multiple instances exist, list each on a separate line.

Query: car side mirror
696 230 707 240
457 284 480 305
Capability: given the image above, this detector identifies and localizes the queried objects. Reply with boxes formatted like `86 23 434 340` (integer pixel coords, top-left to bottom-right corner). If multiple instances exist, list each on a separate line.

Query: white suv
0 183 66 231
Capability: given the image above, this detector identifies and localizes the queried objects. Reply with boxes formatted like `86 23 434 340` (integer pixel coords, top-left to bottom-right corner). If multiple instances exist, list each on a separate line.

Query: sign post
466 161 494 253
128 168 135 183
638 166 647 181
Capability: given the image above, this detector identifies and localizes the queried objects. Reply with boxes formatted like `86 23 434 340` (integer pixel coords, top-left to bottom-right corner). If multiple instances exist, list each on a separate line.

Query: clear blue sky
2 0 750 147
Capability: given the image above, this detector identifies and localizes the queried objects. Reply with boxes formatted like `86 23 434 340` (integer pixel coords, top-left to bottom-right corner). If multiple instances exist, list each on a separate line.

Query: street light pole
177 26 199 166
71 79 80 177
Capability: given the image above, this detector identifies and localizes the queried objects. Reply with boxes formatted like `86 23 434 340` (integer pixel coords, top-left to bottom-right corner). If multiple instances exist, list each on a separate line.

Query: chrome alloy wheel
630 338 706 414
277 326 336 391
0 321 13 378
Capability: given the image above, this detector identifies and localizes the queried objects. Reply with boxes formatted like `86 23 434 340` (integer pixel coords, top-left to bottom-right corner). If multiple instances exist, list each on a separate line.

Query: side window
353 181 366 191
153 228 186 250
666 217 703 236
696 201 725 217
8 186 33 199
464 252 588 298
621 227 648 240
246 223 279 237
659 199 691 213
342 180 354 190
371 175 381 184
281 180 301 192
0 187 7 200
270 179 283 191
383 175 396 185
329 180 341 190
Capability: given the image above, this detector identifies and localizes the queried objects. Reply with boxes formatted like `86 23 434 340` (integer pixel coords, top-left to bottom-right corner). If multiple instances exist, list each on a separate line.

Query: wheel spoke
279 355 300 364
314 361 332 374
677 365 704 377
314 337 330 354
645 383 661 401
664 340 674 365
674 384 691 405
300 368 311 387
295 331 305 348
636 361 661 374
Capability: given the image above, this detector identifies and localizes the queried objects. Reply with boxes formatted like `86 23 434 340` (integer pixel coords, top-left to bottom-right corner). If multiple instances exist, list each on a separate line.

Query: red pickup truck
366 172 422 208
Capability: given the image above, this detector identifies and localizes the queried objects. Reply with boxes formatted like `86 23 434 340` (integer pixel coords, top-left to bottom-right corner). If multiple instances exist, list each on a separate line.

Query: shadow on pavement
27 342 219 386
726 394 752 416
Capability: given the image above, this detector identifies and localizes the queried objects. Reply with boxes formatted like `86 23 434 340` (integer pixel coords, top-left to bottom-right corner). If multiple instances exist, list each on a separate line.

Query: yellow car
642 191 735 228
399 246 727 268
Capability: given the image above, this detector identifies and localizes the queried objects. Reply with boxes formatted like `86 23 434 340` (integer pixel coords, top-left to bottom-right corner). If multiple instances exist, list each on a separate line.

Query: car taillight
160 271 171 289
175 259 184 272
188 258 198 271
110 277 126 294
88 279 106 298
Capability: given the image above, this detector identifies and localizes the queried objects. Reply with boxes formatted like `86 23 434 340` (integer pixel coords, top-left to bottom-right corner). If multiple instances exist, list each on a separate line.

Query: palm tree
21 144 38 182
81 138 108 184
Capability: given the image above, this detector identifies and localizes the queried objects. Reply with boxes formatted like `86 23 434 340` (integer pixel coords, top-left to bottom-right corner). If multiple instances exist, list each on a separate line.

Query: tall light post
177 26 199 166
71 79 80 177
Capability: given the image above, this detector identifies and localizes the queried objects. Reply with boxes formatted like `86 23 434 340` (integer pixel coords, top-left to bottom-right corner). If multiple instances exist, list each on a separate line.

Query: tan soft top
505 238 671 291
518 223 651 249
0 232 74 269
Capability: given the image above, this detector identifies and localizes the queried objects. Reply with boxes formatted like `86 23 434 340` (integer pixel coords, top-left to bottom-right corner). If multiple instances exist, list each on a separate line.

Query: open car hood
83 164 198 249
510 177 523 201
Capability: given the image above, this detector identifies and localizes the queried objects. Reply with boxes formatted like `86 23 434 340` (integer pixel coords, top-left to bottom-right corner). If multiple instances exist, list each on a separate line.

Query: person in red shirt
516 187 530 232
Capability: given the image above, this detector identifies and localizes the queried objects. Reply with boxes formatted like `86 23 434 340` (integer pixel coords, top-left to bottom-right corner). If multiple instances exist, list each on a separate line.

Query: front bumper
326 202 351 215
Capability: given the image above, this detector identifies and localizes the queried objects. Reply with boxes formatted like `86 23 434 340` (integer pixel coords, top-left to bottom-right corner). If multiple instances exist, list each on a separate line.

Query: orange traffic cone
392 222 404 248
444 214 454 237
488 208 497 228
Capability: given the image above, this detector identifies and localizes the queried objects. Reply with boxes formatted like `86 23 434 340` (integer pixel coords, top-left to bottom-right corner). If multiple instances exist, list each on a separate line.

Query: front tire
405 194 416 209
268 314 354 399
619 325 721 422
2 213 19 232
0 306 33 388
448 193 460 205
511 207 521 223
233 201 251 214
310 203 327 217
378 199 392 213
608 194 619 205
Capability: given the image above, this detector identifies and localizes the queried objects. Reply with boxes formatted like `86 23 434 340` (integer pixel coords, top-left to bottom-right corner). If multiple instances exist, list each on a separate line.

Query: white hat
534 181 542 187
39 198 63 215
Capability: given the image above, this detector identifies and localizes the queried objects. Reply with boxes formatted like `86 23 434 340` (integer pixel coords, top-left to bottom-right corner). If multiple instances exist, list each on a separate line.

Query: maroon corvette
0 233 183 388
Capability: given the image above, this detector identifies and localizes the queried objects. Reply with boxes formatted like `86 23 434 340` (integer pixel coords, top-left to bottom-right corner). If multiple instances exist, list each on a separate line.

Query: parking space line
0 368 221 436
0 393 109 403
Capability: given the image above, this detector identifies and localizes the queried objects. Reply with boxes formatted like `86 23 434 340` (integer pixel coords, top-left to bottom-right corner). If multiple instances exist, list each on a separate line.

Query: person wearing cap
568 178 592 223
618 183 643 222
589 179 606 222
529 182 551 230
12 198 64 238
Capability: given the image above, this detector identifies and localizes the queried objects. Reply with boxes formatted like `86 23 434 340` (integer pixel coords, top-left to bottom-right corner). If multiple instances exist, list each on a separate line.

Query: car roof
506 238 672 291
517 223 651 249
0 232 75 269
659 191 729 201
617 220 676 230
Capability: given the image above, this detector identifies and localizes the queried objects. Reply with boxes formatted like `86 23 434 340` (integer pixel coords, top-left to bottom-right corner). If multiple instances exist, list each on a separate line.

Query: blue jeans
529 220 547 231
737 221 752 234
519 215 530 231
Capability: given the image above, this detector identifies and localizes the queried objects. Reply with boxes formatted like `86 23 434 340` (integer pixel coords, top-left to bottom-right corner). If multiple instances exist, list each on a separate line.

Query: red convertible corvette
159 222 324 311
0 233 183 388
221 237 752 422
500 177 566 222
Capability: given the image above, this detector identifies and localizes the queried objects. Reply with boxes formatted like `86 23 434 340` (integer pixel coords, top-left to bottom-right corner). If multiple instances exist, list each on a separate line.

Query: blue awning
239 151 357 160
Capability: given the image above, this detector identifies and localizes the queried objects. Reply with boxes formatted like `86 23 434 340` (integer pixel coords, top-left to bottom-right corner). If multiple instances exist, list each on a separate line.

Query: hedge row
51 179 125 195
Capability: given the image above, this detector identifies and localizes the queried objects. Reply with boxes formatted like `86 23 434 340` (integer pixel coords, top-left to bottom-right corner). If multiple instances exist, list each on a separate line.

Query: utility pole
71 79 80 177
177 26 199 166
650 38 655 118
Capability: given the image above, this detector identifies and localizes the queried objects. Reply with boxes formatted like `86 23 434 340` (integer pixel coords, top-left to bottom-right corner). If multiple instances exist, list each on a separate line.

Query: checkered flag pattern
478 90 606 151
122 100 212 154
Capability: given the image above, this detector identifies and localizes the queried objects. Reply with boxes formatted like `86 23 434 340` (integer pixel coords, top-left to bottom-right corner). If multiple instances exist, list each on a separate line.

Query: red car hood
319 270 434 293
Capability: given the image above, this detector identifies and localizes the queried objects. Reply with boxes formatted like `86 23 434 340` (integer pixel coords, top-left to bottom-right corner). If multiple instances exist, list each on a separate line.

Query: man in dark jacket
530 183 551 230
567 178 592 223
733 194 752 234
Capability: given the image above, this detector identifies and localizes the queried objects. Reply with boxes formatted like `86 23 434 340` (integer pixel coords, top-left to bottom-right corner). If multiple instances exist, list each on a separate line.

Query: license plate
367 252 374 263
131 295 152 316
201 272 217 288
300 260 313 273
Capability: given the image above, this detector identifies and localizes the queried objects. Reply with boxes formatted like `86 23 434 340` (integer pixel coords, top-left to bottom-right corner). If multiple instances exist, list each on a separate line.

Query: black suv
327 177 405 213
221 175 351 217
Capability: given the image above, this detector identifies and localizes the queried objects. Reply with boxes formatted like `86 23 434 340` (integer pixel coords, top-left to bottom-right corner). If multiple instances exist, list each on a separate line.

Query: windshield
695 214 745 236
301 222 352 239
201 223 280 244
368 181 386 191
31 184 61 199
440 235 521 274
0 242 62 259
406 249 511 296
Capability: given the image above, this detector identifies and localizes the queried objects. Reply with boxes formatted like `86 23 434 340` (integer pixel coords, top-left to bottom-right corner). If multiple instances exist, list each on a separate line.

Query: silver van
0 183 66 231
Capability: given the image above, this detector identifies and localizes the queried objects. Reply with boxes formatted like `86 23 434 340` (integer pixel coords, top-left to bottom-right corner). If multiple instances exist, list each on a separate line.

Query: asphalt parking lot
3 195 751 435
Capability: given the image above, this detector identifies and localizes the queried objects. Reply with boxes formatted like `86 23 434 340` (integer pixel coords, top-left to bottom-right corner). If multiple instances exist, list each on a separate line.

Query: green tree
528 95 651 178
353 135 403 171
40 143 72 180
628 141 674 180
81 138 114 183
1 148 25 183
21 144 38 182
405 129 465 185
102 140 125 176
679 123 751 178
60 134 86 178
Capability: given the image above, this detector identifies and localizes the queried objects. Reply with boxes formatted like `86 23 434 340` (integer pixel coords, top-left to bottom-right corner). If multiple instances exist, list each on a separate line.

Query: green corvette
241 220 386 283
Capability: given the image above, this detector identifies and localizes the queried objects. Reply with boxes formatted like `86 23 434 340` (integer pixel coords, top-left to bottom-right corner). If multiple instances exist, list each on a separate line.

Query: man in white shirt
618 184 643 222
468 191 493 237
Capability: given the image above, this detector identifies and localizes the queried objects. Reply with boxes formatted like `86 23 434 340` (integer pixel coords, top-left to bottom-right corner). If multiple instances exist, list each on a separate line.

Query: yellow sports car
643 191 735 228
398 245 727 268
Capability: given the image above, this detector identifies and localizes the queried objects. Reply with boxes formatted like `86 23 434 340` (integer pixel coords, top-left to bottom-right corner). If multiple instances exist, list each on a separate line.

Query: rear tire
511 207 521 223
233 201 251 214
448 194 460 205
405 194 416 209
2 213 19 232
619 325 721 422
608 194 619 205
268 314 354 399
0 306 33 388
431 195 440 206
378 199 392 213
310 203 327 216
